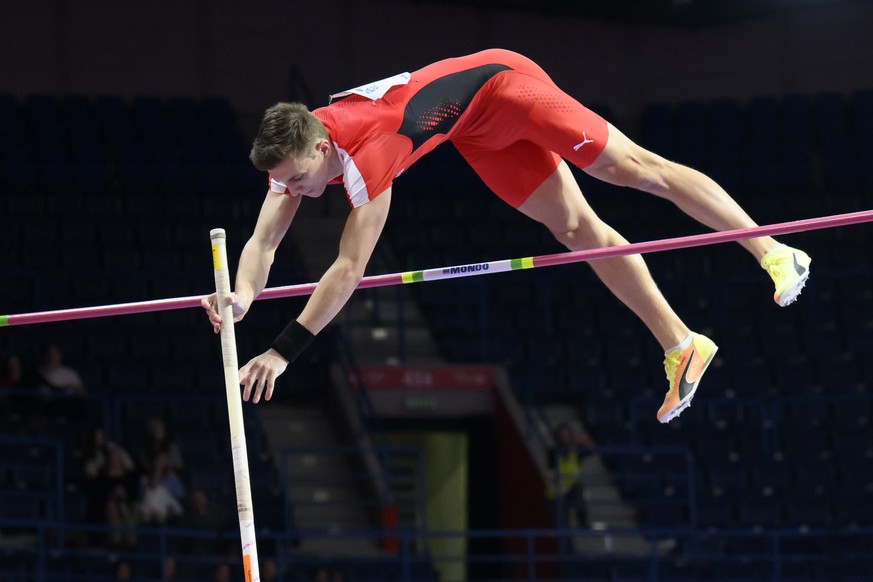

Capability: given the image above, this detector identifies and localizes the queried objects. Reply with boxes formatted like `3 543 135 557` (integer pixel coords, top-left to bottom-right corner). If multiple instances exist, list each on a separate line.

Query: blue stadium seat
0 491 50 520
780 425 830 457
641 102 675 157
833 496 873 527
780 398 829 428
782 94 813 151
793 451 837 487
705 456 748 494
608 560 656 581
696 489 735 528
709 99 742 163
389 222 428 249
675 100 707 167
22 243 61 271
227 161 263 193
101 245 142 271
61 245 102 271
156 161 197 193
85 326 128 360
780 510 830 542
737 489 783 527
118 161 160 193
831 396 872 425
748 453 793 490
583 398 625 429
746 96 781 148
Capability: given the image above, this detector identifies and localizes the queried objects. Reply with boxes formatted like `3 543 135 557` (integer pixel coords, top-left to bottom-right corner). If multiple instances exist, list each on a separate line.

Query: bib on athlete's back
329 72 411 102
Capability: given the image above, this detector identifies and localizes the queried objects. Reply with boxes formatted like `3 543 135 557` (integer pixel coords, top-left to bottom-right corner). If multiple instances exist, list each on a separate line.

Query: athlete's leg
456 140 714 421
518 161 719 423
492 68 783 261
517 161 690 351
583 123 778 261
485 67 809 294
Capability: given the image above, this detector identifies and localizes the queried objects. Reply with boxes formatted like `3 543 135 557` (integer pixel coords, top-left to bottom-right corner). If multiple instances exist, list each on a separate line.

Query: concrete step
293 502 375 527
283 452 359 474
342 325 441 364
341 296 420 326
259 406 344 449
294 537 384 557
289 483 374 505
287 425 339 442
259 403 383 544
572 531 677 557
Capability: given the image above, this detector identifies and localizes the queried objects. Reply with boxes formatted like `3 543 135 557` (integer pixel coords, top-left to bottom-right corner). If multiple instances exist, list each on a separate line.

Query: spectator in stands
313 567 345 582
36 343 84 393
94 437 138 487
90 440 139 548
179 488 230 555
139 417 185 476
0 353 23 387
202 49 811 425
261 559 278 582
546 422 594 529
106 481 138 548
212 562 232 582
163 556 190 582
83 426 137 529
139 451 186 525
112 558 134 581
0 353 24 424
183 488 223 529
83 426 135 481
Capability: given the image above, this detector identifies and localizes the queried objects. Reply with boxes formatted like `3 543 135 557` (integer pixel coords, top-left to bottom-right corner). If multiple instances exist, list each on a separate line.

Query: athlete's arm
202 189 302 331
236 189 302 306
297 188 392 333
239 188 393 403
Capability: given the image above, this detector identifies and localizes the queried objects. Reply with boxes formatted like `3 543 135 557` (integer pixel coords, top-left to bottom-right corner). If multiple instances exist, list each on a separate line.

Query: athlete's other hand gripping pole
211 228 260 582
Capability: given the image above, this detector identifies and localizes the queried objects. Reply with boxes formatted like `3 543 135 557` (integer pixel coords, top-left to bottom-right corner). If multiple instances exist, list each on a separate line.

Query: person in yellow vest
546 422 594 529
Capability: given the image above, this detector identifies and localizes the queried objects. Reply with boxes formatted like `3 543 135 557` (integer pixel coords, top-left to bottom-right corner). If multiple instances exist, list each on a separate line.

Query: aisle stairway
536 404 676 557
258 404 385 556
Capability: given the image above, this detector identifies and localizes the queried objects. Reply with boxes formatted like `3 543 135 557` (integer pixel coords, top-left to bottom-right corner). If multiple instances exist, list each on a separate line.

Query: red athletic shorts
451 50 610 207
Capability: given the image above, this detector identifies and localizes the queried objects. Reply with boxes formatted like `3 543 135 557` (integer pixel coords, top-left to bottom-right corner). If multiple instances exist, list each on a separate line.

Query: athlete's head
250 102 329 170
251 102 337 198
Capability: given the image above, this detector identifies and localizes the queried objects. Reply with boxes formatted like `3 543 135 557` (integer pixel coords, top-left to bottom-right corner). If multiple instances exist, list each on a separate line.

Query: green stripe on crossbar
510 257 534 270
401 271 424 284
0 315 8 327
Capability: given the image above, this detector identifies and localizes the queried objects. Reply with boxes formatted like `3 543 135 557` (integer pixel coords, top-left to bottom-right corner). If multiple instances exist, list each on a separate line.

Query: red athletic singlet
270 49 609 208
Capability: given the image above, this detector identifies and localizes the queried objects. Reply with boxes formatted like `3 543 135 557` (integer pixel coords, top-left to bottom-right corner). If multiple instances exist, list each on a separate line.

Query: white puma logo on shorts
573 132 594 151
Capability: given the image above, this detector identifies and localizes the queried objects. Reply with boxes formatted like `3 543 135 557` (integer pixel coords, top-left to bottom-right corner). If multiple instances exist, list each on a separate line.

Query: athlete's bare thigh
516 161 600 236
583 123 667 189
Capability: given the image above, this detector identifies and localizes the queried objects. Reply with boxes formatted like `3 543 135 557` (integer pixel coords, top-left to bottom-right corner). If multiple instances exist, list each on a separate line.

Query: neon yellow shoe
761 245 812 306
657 333 718 424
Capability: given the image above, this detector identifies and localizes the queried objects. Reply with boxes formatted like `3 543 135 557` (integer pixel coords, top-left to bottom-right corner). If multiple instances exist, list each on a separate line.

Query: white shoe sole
776 269 810 307
658 384 698 424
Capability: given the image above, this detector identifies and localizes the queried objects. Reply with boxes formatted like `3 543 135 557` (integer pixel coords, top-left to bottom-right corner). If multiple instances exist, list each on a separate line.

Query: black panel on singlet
398 64 510 151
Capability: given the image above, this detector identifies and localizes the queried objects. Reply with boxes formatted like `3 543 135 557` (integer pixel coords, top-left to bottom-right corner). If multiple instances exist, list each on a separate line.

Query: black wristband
270 320 315 364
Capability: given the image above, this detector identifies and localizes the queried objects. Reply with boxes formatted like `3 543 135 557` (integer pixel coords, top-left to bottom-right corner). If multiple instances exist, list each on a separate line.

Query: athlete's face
272 140 333 199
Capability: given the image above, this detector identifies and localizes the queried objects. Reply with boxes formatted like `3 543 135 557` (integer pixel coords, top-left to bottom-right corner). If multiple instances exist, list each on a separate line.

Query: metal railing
0 436 65 523
3 519 873 581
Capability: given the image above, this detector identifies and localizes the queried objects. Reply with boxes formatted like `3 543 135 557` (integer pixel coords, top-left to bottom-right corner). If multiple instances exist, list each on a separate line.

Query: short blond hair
249 102 329 171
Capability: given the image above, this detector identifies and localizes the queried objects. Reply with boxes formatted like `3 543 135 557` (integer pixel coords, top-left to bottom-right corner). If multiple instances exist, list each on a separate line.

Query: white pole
210 228 260 582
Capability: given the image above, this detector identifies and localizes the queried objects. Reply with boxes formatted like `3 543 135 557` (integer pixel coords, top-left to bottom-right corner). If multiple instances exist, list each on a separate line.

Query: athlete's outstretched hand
201 291 250 333
239 348 288 403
